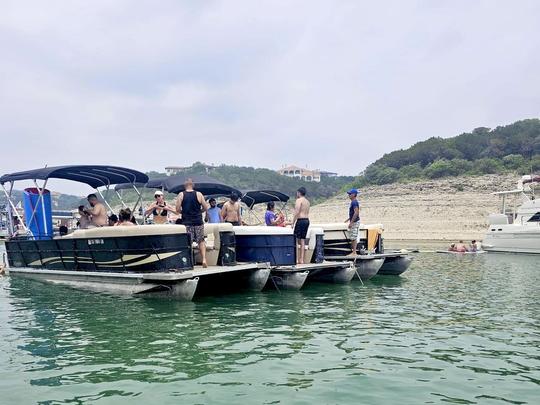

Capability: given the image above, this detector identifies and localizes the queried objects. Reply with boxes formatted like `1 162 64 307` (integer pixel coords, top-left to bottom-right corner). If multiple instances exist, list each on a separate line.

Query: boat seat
306 227 324 250
61 224 188 239
194 223 234 266
310 223 349 231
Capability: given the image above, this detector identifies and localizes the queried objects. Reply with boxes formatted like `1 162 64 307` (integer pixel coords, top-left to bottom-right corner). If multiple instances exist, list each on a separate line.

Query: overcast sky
1 0 540 192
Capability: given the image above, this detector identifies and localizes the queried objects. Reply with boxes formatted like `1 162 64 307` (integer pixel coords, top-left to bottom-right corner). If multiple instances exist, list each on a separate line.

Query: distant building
277 165 321 182
320 171 338 178
165 166 189 176
165 163 217 176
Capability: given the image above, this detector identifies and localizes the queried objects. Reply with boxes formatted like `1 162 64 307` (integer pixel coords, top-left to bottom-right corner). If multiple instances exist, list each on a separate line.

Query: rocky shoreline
309 174 518 241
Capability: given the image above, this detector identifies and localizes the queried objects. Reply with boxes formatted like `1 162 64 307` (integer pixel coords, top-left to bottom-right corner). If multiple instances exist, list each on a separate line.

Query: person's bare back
295 197 310 219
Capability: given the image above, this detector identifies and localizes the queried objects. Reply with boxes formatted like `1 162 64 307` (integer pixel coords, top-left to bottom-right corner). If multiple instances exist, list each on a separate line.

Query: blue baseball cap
347 188 359 195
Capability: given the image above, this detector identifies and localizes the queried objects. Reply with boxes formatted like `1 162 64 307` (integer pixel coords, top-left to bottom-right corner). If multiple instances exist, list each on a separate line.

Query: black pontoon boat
116 175 270 295
0 165 200 299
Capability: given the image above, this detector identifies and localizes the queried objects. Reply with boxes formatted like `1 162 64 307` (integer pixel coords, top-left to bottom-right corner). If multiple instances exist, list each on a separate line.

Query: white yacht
482 175 540 254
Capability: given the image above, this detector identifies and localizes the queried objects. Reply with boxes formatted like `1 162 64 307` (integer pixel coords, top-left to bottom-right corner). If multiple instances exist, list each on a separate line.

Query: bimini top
0 165 149 189
242 190 290 209
146 174 241 196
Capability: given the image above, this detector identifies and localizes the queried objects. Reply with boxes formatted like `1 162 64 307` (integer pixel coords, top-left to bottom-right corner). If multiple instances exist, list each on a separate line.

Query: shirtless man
221 192 242 226
293 187 310 264
84 194 108 227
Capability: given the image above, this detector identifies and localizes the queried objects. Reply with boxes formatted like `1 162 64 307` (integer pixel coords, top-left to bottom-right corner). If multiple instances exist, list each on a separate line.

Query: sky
1 0 540 195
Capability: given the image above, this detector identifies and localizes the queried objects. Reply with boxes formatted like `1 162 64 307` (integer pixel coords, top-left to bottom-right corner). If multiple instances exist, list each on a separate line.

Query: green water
0 250 539 404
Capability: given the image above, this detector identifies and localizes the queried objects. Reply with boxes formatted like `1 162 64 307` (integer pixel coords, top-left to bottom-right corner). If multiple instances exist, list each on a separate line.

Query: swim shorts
349 221 360 240
186 224 205 244
294 218 310 240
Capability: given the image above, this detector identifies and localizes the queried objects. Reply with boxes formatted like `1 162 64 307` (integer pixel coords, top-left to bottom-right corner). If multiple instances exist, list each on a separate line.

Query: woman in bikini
144 190 178 224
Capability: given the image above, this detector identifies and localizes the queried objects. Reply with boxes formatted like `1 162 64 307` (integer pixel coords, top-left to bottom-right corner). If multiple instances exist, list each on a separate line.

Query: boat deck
8 262 268 282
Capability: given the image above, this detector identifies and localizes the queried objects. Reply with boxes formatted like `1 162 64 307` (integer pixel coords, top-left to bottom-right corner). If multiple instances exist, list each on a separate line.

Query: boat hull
354 257 385 280
483 227 540 254
266 270 309 290
378 255 413 276
193 264 271 296
7 267 199 300
306 262 355 284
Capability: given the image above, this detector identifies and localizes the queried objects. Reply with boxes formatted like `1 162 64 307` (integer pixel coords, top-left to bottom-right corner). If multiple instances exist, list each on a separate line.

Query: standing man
293 187 310 264
176 178 209 267
221 192 242 226
84 194 108 227
345 189 360 255
205 198 222 223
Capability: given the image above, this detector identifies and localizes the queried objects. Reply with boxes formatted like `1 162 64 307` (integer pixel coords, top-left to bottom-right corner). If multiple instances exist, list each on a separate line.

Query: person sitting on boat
345 189 360 255
265 201 288 226
108 214 118 226
145 190 177 224
265 202 279 226
205 198 222 223
117 208 136 226
221 192 242 226
78 205 92 229
176 178 209 268
456 240 469 253
84 194 108 227
448 243 457 252
469 240 478 252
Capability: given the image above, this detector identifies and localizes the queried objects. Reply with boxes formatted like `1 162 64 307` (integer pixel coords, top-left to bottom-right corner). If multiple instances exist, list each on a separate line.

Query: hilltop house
277 165 321 182
165 164 217 176
165 166 189 176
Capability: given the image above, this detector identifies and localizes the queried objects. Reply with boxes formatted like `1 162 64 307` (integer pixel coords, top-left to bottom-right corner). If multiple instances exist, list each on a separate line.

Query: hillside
310 174 517 241
119 163 354 205
350 119 540 187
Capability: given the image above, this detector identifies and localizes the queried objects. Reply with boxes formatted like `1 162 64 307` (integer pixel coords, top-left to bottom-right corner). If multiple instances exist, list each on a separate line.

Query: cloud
1 0 540 195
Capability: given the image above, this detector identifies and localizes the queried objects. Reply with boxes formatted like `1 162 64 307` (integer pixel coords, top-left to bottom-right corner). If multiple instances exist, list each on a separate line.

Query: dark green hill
350 119 540 187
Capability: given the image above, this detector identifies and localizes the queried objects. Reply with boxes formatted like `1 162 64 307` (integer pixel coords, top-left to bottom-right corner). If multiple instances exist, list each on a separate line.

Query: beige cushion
310 223 349 231
63 224 187 239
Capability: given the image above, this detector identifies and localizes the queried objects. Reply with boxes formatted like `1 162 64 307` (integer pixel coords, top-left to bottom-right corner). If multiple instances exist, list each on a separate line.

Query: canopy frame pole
1 182 28 236
24 179 48 238
34 179 50 238
115 190 128 209
97 187 115 214
131 184 143 222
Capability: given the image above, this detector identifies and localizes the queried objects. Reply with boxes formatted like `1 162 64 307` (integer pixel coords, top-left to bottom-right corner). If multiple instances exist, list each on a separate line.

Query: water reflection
1 250 539 404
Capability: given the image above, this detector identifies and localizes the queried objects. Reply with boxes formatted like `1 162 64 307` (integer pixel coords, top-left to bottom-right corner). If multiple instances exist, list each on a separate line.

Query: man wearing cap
145 190 177 225
345 189 361 255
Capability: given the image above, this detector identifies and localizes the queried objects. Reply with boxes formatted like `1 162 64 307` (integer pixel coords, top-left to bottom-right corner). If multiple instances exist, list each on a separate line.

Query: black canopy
242 190 290 209
146 174 241 196
0 165 149 189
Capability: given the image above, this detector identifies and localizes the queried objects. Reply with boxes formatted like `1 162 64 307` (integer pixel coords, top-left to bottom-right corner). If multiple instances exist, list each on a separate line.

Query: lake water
0 246 539 404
